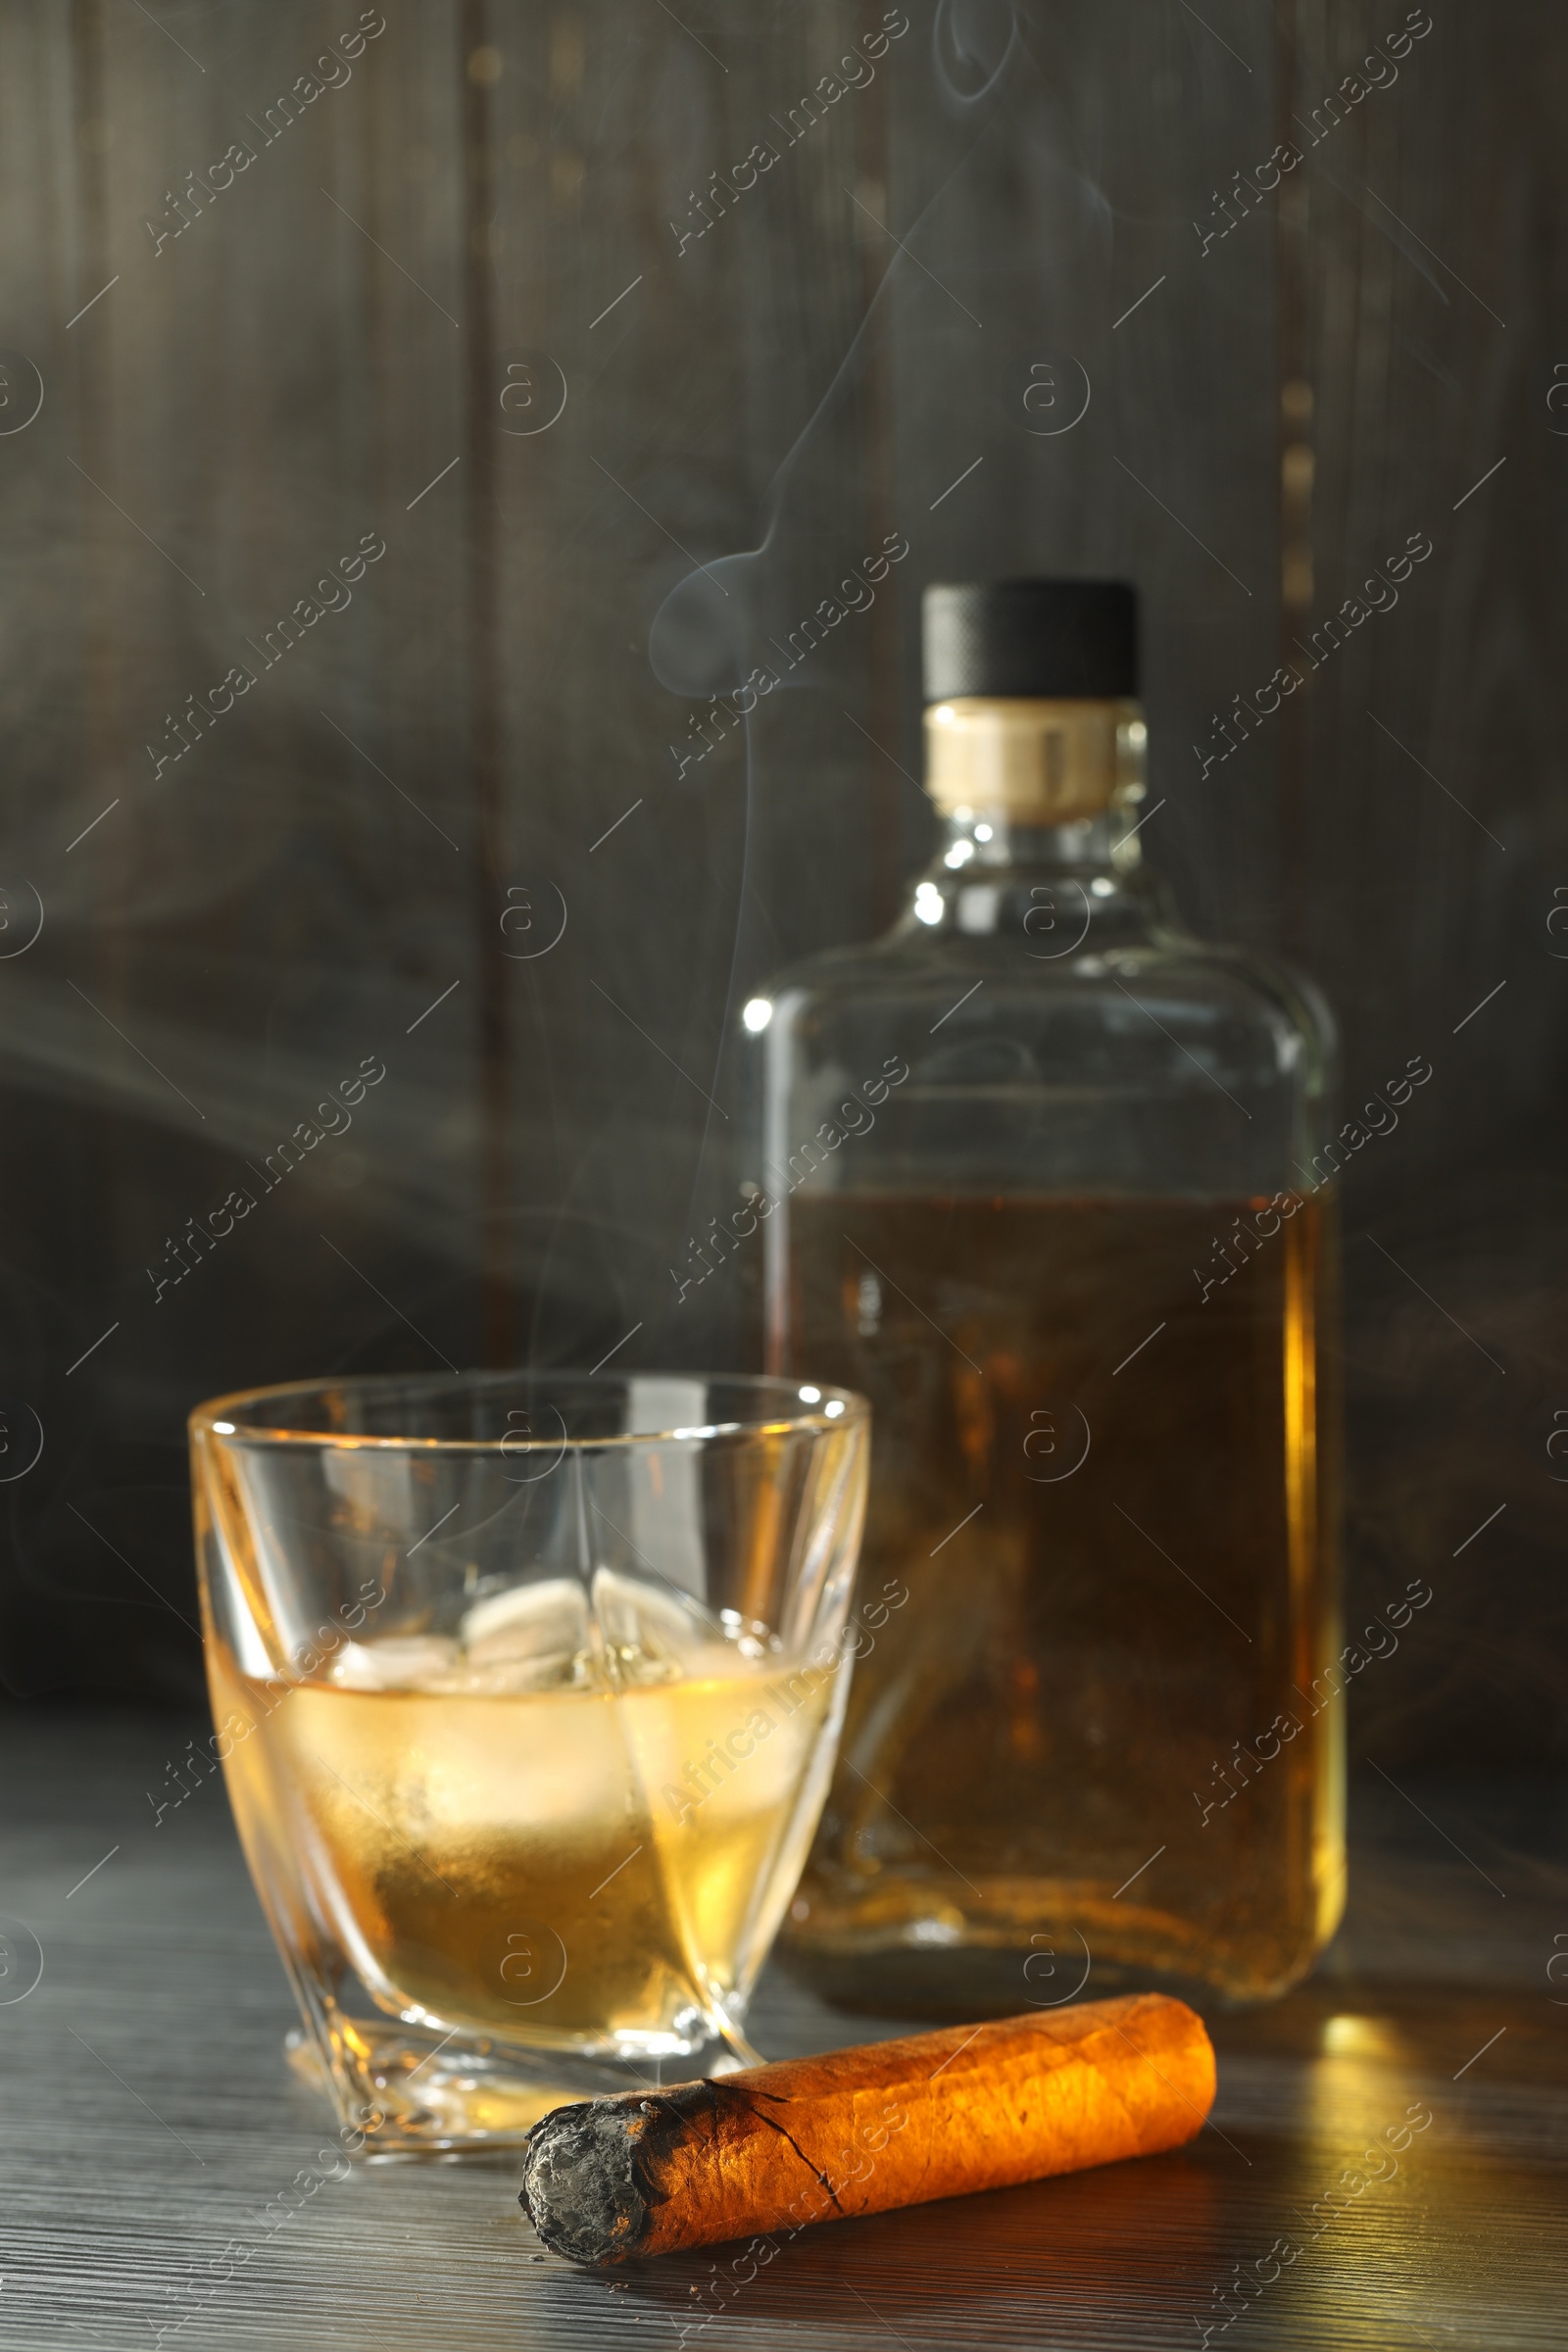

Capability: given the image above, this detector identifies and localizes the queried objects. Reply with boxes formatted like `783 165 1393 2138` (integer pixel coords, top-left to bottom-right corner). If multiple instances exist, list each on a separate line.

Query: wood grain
0 1709 1562 2347
0 3 1560 1764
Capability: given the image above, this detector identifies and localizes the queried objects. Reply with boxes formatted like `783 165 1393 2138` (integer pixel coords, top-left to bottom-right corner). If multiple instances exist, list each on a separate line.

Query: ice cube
459 1578 597 1690
323 1579 770 1698
327 1635 461 1690
591 1566 738 1688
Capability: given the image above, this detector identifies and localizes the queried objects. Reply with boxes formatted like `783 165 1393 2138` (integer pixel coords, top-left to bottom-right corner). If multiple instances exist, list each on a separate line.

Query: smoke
932 0 1020 110
649 550 764 703
0 956 483 1265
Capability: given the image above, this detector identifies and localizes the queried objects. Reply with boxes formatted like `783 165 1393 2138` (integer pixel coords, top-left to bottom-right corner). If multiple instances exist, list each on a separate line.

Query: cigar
519 1990 1214 2265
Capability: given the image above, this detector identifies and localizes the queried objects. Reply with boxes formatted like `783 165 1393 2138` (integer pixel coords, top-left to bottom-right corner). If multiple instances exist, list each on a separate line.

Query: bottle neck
921 695 1150 876
936 807 1138 876
901 695 1169 945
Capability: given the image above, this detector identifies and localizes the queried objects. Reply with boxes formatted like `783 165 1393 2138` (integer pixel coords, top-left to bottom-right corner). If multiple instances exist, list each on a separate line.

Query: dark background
0 0 1562 1774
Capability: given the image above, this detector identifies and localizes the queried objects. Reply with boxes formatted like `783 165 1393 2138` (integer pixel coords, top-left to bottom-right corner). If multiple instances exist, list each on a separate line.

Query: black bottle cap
921 579 1139 702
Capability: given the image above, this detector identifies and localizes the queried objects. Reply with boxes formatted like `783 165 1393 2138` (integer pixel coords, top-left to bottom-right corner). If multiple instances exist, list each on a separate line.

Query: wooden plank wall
0 0 1559 1771
1279 0 1568 1769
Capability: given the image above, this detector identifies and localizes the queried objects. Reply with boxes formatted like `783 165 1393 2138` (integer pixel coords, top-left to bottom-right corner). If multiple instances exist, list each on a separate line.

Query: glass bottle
737 579 1344 2013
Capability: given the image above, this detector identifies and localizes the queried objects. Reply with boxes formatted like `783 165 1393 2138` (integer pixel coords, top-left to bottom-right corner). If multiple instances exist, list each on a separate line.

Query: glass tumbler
190 1370 868 2152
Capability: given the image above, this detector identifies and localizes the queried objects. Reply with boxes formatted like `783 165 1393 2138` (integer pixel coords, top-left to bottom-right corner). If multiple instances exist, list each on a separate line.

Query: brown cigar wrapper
520 1990 1214 2265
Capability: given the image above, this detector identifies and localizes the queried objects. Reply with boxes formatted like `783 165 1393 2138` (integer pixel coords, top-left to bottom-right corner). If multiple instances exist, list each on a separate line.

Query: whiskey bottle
738 578 1344 2012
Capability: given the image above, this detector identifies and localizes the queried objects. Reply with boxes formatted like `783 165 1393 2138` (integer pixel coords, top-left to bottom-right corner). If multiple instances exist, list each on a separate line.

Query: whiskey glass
190 1370 868 2152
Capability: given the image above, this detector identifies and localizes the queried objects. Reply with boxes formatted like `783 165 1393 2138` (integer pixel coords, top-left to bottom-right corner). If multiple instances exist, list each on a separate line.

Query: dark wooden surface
0 1705 1563 2350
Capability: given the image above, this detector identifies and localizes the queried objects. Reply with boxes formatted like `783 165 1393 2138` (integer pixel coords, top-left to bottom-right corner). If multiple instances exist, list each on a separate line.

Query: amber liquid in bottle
779 1192 1342 2010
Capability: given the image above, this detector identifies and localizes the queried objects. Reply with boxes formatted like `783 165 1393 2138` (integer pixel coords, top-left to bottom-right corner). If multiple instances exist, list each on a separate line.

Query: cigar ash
523 2082 815 2265
520 2099 656 2265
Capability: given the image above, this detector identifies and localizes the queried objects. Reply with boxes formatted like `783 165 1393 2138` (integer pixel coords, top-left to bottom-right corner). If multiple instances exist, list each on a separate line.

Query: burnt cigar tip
520 2100 652 2266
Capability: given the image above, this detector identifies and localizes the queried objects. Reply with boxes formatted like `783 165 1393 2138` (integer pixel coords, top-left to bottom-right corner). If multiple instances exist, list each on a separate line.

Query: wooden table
1 1708 1561 2349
